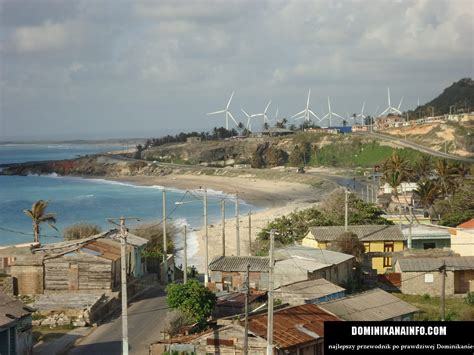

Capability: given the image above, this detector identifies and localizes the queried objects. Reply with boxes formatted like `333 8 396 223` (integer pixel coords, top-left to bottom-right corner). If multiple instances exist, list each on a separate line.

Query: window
363 242 370 252
424 274 434 283
383 242 394 267
383 257 392 267
423 243 436 250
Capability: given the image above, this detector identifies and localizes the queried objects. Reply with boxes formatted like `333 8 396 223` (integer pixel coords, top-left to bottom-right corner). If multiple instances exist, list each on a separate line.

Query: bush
131 223 175 258
63 223 101 241
465 292 474 305
163 310 194 337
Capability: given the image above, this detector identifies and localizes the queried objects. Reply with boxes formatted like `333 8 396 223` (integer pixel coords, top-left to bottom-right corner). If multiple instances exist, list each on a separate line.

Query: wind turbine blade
275 108 279 119
226 91 234 109
308 109 320 120
207 110 226 115
361 101 365 115
291 110 305 118
251 113 263 117
228 111 238 125
327 96 331 112
306 89 311 108
393 108 402 115
321 113 330 120
380 107 389 116
398 96 404 110
241 108 250 118
293 116 305 121
264 100 272 113
372 105 380 117
333 113 345 120
387 87 391 107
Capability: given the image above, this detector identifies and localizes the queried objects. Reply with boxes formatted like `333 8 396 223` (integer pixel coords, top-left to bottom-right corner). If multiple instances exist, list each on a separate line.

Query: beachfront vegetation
63 223 101 240
23 200 57 245
166 280 217 325
254 189 391 255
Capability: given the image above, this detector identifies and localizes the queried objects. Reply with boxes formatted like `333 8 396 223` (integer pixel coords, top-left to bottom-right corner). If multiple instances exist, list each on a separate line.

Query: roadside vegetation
394 293 474 321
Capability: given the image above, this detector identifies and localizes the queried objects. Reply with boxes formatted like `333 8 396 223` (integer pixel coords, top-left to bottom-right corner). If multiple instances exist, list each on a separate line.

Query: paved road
356 132 474 163
69 286 168 355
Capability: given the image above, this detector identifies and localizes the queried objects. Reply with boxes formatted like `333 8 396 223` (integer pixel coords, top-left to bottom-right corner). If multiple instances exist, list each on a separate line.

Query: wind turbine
355 101 366 125
253 100 272 125
207 92 238 130
241 108 259 131
321 97 345 127
291 89 320 123
379 87 402 116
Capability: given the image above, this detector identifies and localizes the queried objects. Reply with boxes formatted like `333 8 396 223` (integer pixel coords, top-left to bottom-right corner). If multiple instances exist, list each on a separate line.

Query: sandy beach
108 172 337 272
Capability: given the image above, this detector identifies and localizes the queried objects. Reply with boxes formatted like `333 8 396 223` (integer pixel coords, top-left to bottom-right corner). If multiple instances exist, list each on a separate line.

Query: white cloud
13 20 67 52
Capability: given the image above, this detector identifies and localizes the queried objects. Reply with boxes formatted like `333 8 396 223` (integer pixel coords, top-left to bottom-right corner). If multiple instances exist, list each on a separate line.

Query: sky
0 0 472 140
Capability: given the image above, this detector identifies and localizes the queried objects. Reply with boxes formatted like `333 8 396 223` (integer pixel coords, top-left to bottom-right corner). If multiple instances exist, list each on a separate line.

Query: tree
131 223 175 259
266 146 288 167
23 200 57 244
382 150 413 215
414 179 439 219
289 145 305 167
434 159 457 197
415 155 432 179
166 280 217 324
64 223 101 240
329 232 365 261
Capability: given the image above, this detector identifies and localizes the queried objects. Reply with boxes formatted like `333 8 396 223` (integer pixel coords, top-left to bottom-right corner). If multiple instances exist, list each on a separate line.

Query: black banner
324 321 474 354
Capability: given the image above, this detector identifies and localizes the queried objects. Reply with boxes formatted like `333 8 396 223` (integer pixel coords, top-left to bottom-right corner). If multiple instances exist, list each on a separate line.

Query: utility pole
243 263 250 355
248 212 252 256
344 189 349 232
440 260 446 321
204 188 209 286
266 229 275 355
221 199 226 256
235 191 240 256
162 189 167 283
183 225 187 284
120 217 129 355
366 184 369 204
408 205 413 249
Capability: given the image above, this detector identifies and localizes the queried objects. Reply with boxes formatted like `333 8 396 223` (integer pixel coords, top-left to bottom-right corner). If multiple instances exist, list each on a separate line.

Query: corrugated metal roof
107 230 148 247
396 256 474 272
274 246 354 265
275 278 345 298
402 224 450 239
0 291 34 328
458 219 474 229
319 288 418 321
307 225 405 242
209 256 269 272
246 304 340 349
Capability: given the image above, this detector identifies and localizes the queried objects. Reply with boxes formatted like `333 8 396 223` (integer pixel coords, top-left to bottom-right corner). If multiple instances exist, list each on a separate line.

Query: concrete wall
451 230 474 256
11 264 44 295
209 270 269 291
399 270 455 296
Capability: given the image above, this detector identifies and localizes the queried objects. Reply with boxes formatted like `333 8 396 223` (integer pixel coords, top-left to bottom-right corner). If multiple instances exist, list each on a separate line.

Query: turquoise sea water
0 144 254 265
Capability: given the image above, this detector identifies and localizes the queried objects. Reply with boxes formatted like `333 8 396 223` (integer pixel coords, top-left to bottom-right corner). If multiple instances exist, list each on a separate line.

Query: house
394 256 474 296
449 219 474 256
319 288 418 321
261 127 295 137
302 225 405 274
352 125 368 132
9 229 148 295
0 291 34 355
208 256 269 292
274 278 345 305
152 304 340 354
403 224 451 250
273 246 355 288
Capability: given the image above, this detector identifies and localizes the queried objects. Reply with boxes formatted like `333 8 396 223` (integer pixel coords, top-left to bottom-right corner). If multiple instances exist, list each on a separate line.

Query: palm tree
382 150 413 218
23 200 57 244
414 179 439 219
434 159 457 197
415 155 432 179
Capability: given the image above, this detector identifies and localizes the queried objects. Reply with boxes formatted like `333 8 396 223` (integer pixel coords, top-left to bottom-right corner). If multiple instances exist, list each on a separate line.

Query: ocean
0 144 254 266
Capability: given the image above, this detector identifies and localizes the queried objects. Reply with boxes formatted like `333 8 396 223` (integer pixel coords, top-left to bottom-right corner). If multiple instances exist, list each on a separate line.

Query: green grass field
394 293 474 321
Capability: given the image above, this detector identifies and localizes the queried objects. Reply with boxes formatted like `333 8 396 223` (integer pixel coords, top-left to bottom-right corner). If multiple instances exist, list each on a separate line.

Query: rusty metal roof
209 256 269 272
0 291 34 328
246 304 340 349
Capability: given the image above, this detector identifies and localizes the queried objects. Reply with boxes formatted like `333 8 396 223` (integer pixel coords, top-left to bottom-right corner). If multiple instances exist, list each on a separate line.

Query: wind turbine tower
321 97 345 127
291 89 320 123
379 88 402 116
207 92 238 130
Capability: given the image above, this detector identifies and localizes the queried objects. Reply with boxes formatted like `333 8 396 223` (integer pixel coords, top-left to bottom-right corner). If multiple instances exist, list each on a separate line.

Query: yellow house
302 225 405 274
449 219 474 256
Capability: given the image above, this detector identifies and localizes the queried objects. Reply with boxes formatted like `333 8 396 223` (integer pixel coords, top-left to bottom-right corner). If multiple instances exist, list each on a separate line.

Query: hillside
414 78 474 116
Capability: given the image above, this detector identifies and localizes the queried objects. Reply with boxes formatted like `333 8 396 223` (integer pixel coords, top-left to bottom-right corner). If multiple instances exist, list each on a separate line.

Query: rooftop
0 291 34 328
396 256 474 272
458 219 474 229
401 224 450 239
246 304 340 349
307 225 405 242
319 288 418 321
209 256 269 272
275 278 345 299
274 245 354 265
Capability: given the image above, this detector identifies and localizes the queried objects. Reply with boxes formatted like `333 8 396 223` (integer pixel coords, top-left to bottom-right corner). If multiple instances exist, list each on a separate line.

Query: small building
208 256 269 292
449 219 474 256
274 246 355 288
352 125 368 132
213 290 266 318
0 291 34 355
274 278 345 305
403 224 451 250
319 288 418 321
302 225 405 274
394 256 474 296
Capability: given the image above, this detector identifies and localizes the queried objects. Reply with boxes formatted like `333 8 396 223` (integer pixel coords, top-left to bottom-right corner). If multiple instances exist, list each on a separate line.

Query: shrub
131 223 175 259
63 223 101 241
465 292 474 305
